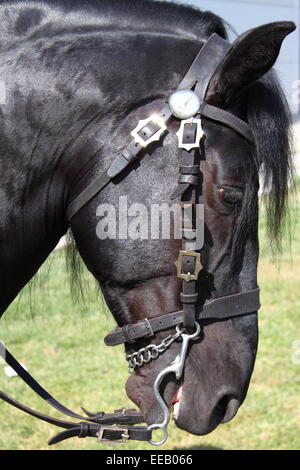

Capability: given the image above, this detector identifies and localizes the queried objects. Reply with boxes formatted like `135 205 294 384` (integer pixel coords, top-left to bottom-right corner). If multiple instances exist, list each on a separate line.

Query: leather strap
0 390 149 445
178 33 232 92
0 387 143 427
104 288 261 346
67 171 111 223
48 424 151 445
0 345 148 444
178 147 200 329
199 102 253 142
181 253 198 328
0 344 144 420
0 390 82 429
1 347 93 421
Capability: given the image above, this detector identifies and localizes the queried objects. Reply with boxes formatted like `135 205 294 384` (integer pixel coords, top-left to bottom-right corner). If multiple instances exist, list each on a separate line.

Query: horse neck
0 124 68 314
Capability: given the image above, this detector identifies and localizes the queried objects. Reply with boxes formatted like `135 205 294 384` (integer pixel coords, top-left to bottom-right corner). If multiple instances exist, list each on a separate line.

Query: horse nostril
215 395 240 424
215 395 230 421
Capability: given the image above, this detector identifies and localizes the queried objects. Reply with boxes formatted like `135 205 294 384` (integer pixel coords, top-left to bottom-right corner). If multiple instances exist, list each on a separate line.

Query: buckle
138 318 154 338
97 425 129 445
114 407 138 414
175 250 202 282
176 118 204 151
131 114 167 147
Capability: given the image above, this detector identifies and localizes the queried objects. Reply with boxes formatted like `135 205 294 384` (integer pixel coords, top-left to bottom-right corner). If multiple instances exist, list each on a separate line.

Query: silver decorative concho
130 114 167 148
168 89 200 119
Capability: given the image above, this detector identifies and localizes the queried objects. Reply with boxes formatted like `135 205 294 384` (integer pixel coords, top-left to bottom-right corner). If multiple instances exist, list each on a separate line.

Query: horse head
0 0 294 442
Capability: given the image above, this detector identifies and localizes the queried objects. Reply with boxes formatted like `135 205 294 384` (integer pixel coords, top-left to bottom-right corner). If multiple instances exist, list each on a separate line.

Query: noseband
0 33 260 446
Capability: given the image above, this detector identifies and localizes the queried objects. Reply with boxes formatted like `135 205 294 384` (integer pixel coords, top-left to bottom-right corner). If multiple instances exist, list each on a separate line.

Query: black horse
0 0 295 440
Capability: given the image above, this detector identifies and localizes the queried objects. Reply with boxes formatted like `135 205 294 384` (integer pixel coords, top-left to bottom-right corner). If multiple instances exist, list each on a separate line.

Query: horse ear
205 21 296 106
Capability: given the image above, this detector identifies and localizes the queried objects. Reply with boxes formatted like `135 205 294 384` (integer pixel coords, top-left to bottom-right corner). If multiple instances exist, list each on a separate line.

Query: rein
0 33 260 447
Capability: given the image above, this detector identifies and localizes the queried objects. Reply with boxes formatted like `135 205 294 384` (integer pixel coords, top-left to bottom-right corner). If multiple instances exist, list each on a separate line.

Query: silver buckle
131 114 167 147
176 118 204 151
139 318 154 338
97 425 129 445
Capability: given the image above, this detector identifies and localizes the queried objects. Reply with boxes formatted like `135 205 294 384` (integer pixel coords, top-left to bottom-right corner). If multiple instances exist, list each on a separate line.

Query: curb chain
126 327 183 374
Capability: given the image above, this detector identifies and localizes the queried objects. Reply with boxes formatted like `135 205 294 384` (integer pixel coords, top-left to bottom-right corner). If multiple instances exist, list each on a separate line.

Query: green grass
0 181 299 450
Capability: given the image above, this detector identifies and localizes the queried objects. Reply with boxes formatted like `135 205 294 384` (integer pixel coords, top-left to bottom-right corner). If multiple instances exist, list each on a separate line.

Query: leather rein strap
0 345 147 445
0 33 260 446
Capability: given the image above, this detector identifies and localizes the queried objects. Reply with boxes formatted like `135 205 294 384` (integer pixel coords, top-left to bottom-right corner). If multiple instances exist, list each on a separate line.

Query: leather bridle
0 33 260 446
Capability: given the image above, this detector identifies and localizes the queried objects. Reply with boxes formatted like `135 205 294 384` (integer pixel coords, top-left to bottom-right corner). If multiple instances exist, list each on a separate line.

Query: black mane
231 70 294 259
247 72 294 243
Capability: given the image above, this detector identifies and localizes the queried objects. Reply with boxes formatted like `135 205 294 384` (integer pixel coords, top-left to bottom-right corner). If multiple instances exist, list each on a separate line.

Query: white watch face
168 89 200 119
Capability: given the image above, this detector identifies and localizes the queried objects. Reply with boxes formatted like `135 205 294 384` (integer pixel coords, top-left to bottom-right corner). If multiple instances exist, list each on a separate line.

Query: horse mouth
171 384 183 422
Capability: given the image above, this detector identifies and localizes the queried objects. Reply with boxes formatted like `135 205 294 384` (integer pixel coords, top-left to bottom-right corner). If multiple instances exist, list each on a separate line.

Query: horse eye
218 186 244 207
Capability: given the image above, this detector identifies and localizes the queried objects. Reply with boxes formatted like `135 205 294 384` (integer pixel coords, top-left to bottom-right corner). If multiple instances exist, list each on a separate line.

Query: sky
161 0 299 114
